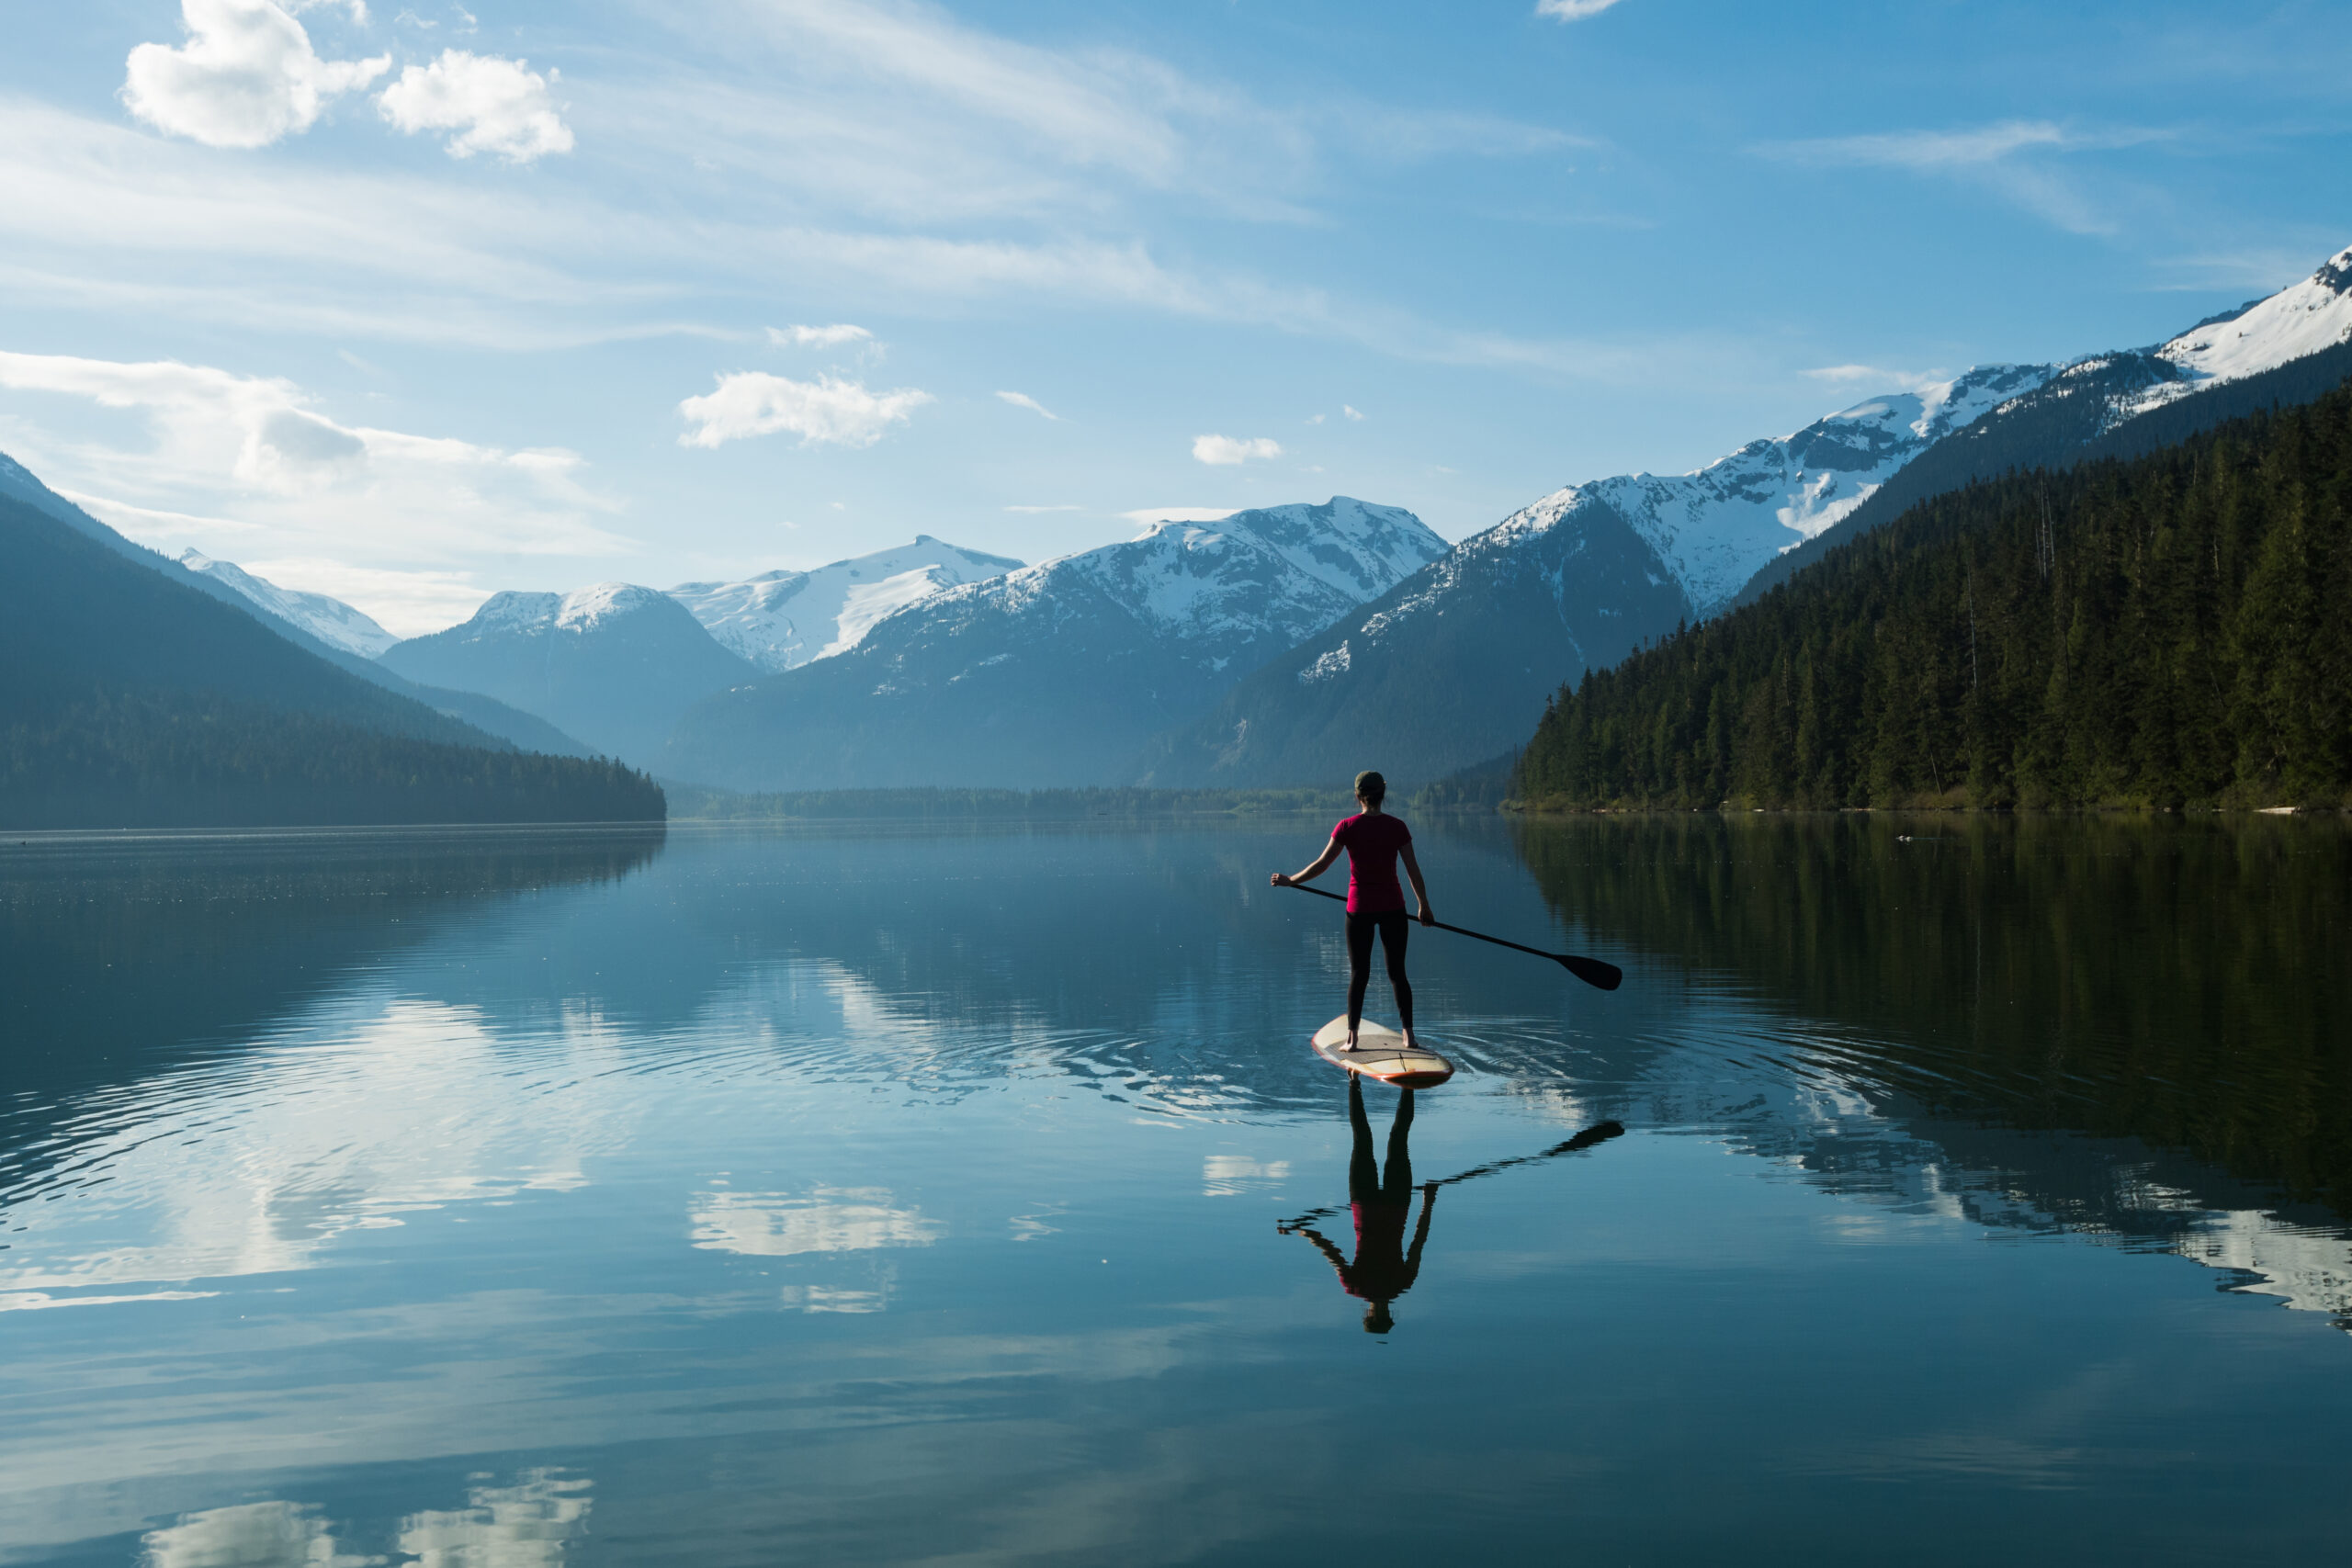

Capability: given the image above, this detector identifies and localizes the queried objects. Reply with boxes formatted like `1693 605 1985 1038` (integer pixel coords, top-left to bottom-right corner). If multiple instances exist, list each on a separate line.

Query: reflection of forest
1511 814 2352 1216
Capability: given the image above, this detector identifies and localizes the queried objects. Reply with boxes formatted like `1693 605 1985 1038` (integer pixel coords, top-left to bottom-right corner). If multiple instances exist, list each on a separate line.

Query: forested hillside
0 491 663 828
1515 381 2352 810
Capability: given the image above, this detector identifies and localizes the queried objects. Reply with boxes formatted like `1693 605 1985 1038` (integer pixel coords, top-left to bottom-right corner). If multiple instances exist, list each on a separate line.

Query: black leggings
1345 908 1413 1033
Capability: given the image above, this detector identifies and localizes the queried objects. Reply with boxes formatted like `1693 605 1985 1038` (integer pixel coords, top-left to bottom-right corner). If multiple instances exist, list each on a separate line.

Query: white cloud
1306 413 1324 425
378 50 573 163
678 371 932 449
1342 404 1365 421
768 323 873 349
995 389 1058 420
1120 506 1236 525
0 349 622 633
1535 0 1624 18
1191 434 1281 466
122 0 390 150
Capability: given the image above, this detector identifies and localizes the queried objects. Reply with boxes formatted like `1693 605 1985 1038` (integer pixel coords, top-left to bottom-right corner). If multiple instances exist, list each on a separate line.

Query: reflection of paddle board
1311 1016 1455 1088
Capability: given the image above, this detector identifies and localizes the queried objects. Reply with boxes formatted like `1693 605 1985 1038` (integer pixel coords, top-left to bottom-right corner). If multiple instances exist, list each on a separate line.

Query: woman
1271 770 1433 1051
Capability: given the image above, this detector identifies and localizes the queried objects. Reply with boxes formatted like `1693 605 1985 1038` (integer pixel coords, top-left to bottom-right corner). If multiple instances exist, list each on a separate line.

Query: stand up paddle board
1311 1016 1455 1088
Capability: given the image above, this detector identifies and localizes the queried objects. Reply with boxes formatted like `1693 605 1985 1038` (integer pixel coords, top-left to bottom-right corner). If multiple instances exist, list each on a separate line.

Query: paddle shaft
1280 881 1622 990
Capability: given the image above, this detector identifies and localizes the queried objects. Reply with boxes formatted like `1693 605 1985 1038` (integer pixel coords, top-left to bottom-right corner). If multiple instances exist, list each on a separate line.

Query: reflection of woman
1270 770 1433 1052
1287 1076 1436 1335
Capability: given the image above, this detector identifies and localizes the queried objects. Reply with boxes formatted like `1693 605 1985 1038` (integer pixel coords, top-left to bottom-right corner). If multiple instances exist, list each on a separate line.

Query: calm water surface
3 815 2348 1564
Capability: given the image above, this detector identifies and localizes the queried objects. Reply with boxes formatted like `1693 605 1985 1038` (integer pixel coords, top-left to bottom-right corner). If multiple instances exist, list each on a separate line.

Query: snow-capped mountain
664 498 1448 791
382 582 756 766
669 536 1024 673
1150 242 2352 790
177 549 397 659
1739 243 2352 608
1566 364 2055 618
2128 244 2352 419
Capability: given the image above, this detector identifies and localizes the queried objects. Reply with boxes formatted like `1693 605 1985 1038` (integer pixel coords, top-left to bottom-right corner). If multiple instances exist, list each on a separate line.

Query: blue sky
1 0 2346 635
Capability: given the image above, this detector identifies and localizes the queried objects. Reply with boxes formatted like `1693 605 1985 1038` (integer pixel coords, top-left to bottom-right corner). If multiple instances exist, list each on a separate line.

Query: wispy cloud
1535 0 1625 19
677 371 931 448
1342 404 1365 422
1191 434 1281 466
768 323 873 349
994 389 1057 420
1756 119 2171 237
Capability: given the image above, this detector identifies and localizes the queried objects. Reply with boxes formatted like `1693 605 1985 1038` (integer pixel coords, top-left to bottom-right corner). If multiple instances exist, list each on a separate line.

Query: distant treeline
668 784 1356 821
1517 380 2352 810
0 686 664 829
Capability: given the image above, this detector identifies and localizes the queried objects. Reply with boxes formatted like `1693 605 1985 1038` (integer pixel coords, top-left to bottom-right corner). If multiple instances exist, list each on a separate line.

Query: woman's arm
1271 835 1342 887
1401 842 1433 925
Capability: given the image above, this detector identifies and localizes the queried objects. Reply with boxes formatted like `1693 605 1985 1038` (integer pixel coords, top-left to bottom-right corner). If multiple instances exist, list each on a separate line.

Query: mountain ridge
665 497 1448 791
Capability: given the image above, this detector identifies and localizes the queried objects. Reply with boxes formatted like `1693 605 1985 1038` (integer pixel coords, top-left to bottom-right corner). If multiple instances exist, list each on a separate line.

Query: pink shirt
1331 812 1412 913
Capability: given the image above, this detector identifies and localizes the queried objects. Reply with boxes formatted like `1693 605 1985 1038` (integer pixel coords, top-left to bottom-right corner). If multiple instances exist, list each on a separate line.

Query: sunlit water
3 816 2348 1564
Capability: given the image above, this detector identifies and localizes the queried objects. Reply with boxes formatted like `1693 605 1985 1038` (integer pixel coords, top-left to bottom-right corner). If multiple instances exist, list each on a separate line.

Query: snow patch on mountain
918 497 1448 670
1547 362 2056 616
2120 245 2352 419
669 536 1023 673
177 548 399 659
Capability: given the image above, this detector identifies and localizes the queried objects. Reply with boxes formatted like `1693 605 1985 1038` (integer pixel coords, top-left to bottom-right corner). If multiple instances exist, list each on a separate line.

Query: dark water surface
3 816 2348 1564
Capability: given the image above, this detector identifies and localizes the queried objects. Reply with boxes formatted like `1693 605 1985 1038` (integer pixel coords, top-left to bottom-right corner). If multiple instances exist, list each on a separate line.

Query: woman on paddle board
1270 770 1433 1052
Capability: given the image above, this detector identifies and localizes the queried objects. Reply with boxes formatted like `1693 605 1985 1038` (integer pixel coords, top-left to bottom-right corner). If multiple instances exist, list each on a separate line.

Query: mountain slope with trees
0 491 663 828
1515 379 2352 810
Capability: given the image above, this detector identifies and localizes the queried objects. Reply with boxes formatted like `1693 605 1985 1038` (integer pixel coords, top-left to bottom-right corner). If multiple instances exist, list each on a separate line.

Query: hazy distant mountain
177 549 398 659
1136 492 1690 791
665 498 1448 791
670 536 1023 672
0 488 660 829
382 582 758 765
0 452 598 759
1138 371 2051 791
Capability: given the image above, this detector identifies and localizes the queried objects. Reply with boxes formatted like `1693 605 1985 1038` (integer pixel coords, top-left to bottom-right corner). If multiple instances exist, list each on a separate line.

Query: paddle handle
1276 880 1622 990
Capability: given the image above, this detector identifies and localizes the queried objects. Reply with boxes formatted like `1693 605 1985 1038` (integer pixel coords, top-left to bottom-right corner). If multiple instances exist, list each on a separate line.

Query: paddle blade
1558 953 1623 991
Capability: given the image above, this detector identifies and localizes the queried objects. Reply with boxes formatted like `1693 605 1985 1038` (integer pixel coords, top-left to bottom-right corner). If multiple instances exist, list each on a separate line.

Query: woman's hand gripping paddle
1280 882 1623 991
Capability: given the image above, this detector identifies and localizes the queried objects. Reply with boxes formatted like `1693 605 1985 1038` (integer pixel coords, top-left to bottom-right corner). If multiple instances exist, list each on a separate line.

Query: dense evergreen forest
1 491 663 828
0 686 663 828
1517 379 2352 809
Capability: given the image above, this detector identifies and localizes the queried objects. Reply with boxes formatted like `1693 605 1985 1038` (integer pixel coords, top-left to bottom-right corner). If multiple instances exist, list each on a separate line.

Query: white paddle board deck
1311 1016 1455 1088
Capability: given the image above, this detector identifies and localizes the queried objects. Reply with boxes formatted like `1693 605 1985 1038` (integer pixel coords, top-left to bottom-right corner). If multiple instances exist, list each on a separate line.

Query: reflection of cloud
398 1468 592 1568
141 1499 373 1568
1202 1156 1290 1197
776 1284 888 1314
0 998 613 1300
691 1187 944 1257
138 1471 591 1568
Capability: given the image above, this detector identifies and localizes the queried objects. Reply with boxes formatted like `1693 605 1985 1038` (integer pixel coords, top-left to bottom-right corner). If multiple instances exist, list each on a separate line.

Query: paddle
1279 881 1623 991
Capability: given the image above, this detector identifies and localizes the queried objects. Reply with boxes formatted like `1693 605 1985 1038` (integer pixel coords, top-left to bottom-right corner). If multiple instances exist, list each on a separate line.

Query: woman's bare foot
1400 1029 1421 1050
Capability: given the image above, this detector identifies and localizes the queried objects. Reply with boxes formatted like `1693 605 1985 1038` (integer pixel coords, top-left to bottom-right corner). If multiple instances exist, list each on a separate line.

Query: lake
4 813 2348 1564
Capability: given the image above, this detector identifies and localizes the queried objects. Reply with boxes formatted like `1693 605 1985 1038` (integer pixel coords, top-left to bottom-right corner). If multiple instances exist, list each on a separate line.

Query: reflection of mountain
1509 813 2352 1319
0 829 663 1197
